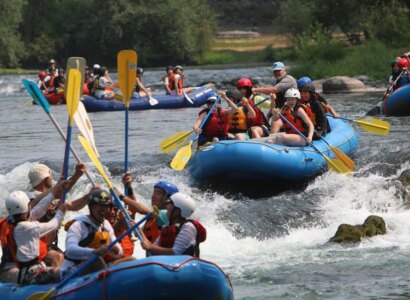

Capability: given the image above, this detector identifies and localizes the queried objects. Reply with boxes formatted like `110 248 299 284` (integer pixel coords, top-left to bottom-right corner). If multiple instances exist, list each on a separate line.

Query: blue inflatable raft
0 256 233 300
189 117 359 184
82 85 216 112
382 84 410 116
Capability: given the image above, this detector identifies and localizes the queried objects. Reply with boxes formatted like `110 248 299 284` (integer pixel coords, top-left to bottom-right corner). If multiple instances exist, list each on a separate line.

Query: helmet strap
89 205 104 226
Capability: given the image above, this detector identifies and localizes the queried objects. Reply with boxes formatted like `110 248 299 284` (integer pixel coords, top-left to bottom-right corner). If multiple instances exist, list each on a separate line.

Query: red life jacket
143 217 161 243
46 76 55 90
200 108 229 139
281 103 314 135
247 100 264 127
158 220 206 257
0 220 48 268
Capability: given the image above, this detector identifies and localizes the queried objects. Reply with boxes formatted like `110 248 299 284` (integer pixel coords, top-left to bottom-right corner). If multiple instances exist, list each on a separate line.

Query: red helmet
397 58 409 69
38 71 46 79
237 78 253 89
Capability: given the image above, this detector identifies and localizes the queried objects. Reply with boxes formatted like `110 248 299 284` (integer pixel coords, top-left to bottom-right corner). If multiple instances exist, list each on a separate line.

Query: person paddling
141 193 206 257
3 181 68 285
266 88 314 146
193 94 241 147
224 89 256 140
117 175 178 247
134 67 152 98
163 66 174 95
236 78 270 139
61 189 124 277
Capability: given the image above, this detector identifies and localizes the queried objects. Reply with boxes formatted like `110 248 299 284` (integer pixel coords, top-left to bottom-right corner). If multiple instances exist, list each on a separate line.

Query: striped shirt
154 222 197 255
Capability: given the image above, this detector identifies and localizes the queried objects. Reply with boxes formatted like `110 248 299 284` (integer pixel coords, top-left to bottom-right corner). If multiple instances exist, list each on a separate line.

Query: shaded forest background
0 0 409 71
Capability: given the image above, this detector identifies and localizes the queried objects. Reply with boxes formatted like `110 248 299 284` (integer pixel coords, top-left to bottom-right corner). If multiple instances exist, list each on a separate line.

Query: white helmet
5 191 30 216
284 88 301 100
28 164 51 188
170 192 196 218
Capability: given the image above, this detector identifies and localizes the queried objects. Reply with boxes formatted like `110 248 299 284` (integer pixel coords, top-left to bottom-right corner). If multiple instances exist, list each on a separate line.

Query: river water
1 67 410 299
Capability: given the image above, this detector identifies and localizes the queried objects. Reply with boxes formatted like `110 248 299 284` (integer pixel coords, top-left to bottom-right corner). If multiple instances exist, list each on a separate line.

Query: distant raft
82 85 217 112
189 117 359 184
0 256 233 300
382 84 410 116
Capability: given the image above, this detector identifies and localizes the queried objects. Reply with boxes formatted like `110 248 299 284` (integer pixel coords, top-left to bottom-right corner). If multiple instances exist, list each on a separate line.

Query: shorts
261 125 270 137
249 125 270 137
229 131 250 140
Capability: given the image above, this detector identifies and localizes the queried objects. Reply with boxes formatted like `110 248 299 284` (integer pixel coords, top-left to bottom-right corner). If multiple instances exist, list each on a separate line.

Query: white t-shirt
61 215 122 273
14 209 64 263
154 222 197 255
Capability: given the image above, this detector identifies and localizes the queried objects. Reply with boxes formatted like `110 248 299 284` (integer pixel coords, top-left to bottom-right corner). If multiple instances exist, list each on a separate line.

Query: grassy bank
0 68 35 75
200 39 408 82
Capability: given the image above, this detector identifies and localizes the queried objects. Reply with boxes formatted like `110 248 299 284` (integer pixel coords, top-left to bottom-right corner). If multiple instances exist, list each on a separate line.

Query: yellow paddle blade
324 155 352 175
160 131 193 153
78 135 113 188
66 69 82 123
27 287 55 300
170 141 193 171
329 146 355 171
355 117 390 135
117 50 137 108
65 57 86 98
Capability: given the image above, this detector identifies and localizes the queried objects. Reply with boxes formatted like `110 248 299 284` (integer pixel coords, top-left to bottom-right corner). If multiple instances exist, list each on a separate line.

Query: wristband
119 194 125 200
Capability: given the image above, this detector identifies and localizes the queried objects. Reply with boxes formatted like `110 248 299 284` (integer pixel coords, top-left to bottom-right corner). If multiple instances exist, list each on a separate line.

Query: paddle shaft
49 114 96 186
61 121 73 202
384 70 404 96
110 187 143 240
278 112 323 154
55 213 152 292
124 108 129 172
192 96 221 141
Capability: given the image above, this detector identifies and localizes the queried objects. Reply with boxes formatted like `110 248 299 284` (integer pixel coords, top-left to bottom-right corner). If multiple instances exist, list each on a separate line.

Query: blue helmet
154 181 178 197
137 67 144 74
297 77 312 89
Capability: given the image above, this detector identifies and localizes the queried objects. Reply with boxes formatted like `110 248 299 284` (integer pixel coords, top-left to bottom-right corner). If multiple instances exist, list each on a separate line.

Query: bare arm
253 86 279 95
297 108 314 143
242 98 256 118
193 112 206 133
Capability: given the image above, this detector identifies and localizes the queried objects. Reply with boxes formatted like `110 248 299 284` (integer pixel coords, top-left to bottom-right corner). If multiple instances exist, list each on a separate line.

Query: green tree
363 0 410 46
0 0 26 67
273 0 315 35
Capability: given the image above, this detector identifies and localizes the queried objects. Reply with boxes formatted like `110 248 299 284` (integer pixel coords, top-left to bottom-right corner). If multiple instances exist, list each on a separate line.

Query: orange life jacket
64 220 111 263
0 220 48 268
158 220 206 257
168 73 175 91
105 222 134 261
228 108 247 132
143 217 161 243
281 103 314 135
46 76 55 90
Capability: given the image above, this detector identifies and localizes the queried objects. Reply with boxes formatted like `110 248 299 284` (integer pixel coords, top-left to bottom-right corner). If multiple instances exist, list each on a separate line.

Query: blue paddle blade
21 79 51 113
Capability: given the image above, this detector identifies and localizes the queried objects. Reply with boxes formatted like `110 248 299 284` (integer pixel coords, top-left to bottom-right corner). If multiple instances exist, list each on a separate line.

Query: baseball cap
272 62 285 71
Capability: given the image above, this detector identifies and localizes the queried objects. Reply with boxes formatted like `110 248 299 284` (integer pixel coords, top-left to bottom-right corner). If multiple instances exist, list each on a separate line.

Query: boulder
322 76 366 93
398 169 410 186
329 215 386 243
